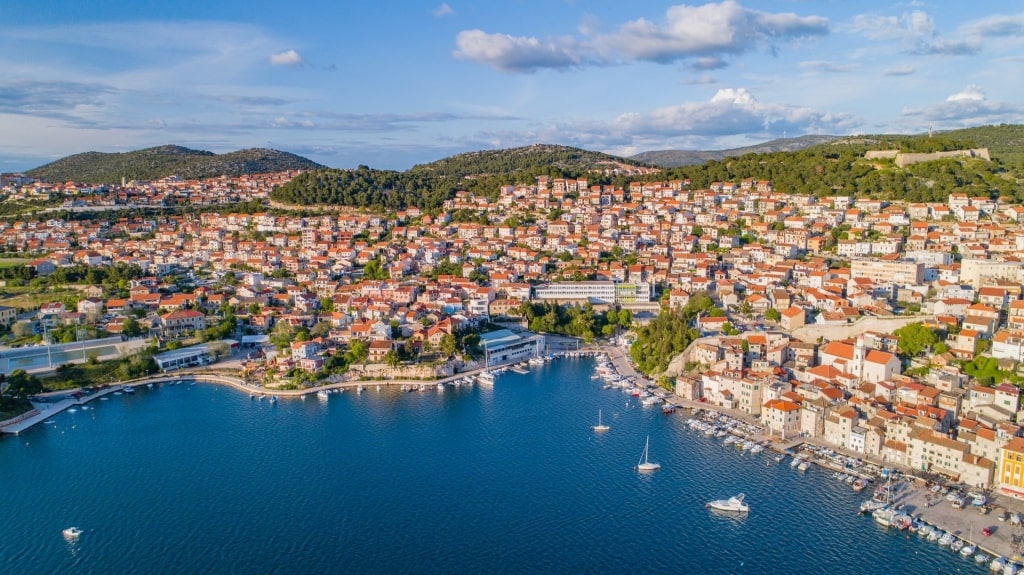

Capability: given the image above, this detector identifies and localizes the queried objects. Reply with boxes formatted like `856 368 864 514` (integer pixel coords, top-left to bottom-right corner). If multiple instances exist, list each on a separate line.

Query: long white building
532 281 652 304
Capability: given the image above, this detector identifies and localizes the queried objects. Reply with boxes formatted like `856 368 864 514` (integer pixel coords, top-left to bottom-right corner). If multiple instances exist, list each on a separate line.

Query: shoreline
10 347 1010 569
588 352 1024 569
1 348 611 435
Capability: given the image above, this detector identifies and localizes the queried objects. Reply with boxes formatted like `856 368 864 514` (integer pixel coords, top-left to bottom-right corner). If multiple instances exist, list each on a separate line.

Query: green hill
631 135 841 167
270 145 651 211
273 125 1024 209
27 145 325 184
408 144 651 178
638 125 1024 202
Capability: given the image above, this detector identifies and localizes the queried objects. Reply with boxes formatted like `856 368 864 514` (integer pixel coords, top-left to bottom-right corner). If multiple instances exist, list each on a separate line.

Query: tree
363 258 389 281
765 308 781 322
121 316 144 337
439 334 457 357
383 349 401 368
207 341 230 360
270 320 295 351
347 339 369 364
311 321 332 338
893 322 939 357
11 321 34 338
5 369 41 396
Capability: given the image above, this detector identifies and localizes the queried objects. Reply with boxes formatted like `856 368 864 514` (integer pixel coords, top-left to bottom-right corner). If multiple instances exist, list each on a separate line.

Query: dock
1 385 125 434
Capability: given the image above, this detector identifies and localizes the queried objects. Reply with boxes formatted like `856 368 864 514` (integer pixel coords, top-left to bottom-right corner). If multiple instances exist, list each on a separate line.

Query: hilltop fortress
865 148 991 168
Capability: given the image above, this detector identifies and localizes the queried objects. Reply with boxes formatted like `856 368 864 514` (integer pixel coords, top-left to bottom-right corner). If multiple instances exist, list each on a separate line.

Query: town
4 148 1024 504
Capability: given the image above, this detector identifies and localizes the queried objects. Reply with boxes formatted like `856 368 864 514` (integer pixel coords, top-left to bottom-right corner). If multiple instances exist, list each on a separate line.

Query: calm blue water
0 359 986 574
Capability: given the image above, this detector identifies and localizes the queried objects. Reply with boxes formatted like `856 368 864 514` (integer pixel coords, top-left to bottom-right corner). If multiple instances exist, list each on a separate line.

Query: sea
0 358 988 574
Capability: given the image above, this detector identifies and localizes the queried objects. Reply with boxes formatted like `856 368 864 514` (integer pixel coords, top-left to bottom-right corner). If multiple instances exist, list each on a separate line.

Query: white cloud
799 60 859 75
453 30 586 73
882 65 915 76
848 10 980 55
454 0 828 73
269 49 303 67
901 84 1024 127
433 3 455 18
605 88 859 142
946 84 985 102
605 0 828 63
958 13 1024 38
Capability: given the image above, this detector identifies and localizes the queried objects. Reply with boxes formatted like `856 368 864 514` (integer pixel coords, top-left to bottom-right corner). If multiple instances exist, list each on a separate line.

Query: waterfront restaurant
153 339 239 372
480 329 544 367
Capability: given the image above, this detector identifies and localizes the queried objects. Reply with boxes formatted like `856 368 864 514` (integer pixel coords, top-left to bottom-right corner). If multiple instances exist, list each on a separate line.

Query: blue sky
2 1 1023 171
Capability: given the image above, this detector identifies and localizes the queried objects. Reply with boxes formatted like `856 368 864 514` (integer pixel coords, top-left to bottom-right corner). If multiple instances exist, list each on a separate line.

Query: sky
2 1 1023 172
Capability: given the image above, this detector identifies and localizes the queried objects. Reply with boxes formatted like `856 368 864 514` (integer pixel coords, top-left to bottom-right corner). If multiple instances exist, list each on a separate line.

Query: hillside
271 144 653 211
631 135 840 167
27 145 325 183
269 124 1024 210
637 125 1024 203
408 144 652 178
932 124 1024 168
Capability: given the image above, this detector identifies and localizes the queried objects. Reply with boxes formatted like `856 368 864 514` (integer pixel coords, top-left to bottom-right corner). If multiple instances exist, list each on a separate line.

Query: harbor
0 353 980 575
3 343 1014 573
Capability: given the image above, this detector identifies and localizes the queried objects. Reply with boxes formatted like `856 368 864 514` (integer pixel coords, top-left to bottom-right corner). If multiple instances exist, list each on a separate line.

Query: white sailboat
635 435 660 472
592 409 610 432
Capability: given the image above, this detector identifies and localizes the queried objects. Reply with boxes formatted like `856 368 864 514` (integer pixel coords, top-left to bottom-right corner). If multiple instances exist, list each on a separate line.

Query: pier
1 385 126 434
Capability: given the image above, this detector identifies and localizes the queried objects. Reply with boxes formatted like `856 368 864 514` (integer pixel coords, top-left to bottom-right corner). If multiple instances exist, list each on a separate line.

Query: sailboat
592 409 610 432
635 435 661 472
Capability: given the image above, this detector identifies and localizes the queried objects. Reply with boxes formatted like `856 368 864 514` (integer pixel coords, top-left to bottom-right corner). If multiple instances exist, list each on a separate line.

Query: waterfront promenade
671 394 1024 564
1 344 588 434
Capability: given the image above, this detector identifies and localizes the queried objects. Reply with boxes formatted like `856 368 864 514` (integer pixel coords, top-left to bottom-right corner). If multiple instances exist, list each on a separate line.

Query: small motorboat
706 493 750 514
63 527 82 540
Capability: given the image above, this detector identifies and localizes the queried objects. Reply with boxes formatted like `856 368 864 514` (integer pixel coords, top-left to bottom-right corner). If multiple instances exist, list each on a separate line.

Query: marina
0 351 1003 568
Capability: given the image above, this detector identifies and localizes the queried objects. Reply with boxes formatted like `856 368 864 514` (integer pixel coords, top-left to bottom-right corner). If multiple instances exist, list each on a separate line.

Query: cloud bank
455 0 828 73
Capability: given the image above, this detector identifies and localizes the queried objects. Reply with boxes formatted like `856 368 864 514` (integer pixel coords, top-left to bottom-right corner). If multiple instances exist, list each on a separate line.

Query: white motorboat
62 527 82 540
317 390 329 401
706 493 749 514
750 444 764 454
592 409 610 432
122 386 134 394
797 460 810 472
635 435 660 472
859 499 885 514
992 557 1008 572
478 371 496 385
939 532 955 546
872 506 895 527
961 543 977 558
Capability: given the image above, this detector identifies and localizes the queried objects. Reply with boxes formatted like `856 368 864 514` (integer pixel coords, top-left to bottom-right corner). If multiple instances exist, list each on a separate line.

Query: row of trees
514 301 632 343
629 292 717 375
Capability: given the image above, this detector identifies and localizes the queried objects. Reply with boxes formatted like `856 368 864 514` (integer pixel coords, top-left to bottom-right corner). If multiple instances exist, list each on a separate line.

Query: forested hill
273 125 1024 210
269 145 653 211
408 144 651 178
631 135 840 168
636 125 1024 203
27 145 325 184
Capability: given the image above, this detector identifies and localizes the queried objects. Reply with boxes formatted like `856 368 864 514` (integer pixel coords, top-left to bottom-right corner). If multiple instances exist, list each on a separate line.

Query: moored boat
872 506 895 527
706 493 749 514
62 527 82 540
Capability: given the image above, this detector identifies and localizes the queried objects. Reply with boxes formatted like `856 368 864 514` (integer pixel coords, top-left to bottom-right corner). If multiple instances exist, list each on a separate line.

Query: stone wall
863 148 991 167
